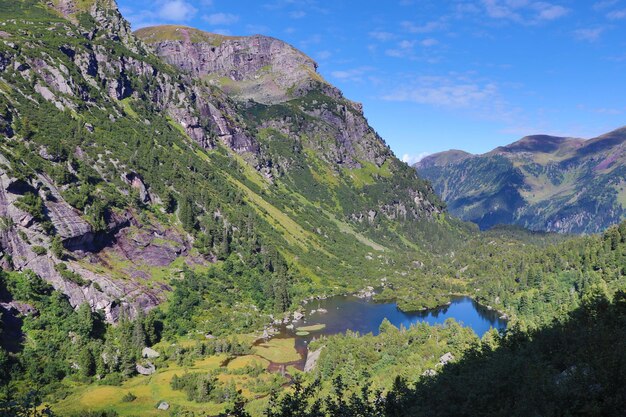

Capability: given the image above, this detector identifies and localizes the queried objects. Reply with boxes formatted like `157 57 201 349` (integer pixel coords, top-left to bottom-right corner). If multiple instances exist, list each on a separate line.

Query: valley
0 1 624 416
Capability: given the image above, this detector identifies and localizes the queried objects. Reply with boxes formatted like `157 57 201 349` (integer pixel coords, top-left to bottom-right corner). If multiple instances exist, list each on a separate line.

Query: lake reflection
291 295 506 340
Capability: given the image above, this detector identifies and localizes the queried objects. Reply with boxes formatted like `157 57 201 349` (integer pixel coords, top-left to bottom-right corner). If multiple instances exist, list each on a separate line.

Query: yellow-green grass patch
54 355 231 416
227 355 270 370
296 323 326 332
253 338 301 363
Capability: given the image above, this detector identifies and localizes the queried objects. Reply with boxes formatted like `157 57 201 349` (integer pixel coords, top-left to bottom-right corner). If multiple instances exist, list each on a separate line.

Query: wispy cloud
202 13 239 25
401 20 445 33
299 34 322 49
481 0 569 24
385 38 440 60
316 50 332 60
330 66 374 82
289 11 306 18
158 0 197 21
574 27 604 41
593 0 619 11
369 31 396 41
384 79 497 108
402 152 430 165
606 8 626 19
121 0 198 28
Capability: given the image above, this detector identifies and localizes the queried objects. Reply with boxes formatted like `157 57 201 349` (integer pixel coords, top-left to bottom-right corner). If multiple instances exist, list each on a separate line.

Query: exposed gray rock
142 347 160 359
123 172 150 204
304 347 323 372
0 164 170 323
0 301 38 316
137 27 333 105
439 352 454 366
136 362 156 375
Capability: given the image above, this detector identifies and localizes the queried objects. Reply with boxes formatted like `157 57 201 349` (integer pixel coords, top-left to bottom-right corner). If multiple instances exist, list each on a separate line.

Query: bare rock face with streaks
136 26 335 105
0 157 194 322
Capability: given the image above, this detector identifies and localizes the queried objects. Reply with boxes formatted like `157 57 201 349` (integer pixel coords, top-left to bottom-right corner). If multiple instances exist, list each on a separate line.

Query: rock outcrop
136 26 335 105
304 347 323 372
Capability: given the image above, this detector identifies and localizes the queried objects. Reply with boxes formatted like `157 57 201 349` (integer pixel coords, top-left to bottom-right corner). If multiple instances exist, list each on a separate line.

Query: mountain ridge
416 127 626 233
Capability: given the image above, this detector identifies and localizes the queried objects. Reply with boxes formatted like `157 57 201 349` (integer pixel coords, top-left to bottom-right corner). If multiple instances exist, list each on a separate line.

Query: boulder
136 362 156 375
141 347 160 359
439 352 454 366
157 401 170 411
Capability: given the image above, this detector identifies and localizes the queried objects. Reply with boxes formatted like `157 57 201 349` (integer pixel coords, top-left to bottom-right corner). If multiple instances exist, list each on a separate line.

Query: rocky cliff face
416 129 626 233
0 155 197 322
136 26 339 105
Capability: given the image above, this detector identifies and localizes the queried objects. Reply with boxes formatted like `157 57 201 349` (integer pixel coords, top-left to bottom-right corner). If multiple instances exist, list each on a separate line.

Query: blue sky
117 0 626 162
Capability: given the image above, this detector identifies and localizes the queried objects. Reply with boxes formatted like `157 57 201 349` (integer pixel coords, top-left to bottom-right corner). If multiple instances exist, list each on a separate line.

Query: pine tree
178 195 196 231
132 314 147 350
78 346 95 377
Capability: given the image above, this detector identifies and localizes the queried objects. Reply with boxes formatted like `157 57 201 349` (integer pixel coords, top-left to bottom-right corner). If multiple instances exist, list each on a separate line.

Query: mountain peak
136 25 331 105
47 0 117 19
414 149 472 169
491 134 584 155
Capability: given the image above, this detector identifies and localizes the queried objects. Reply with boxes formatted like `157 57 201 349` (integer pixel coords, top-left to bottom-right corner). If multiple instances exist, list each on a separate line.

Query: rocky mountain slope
0 0 459 323
135 25 337 105
415 128 626 233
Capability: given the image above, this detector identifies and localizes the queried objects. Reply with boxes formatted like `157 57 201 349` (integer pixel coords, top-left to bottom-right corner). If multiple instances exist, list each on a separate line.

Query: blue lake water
295 295 507 340
270 295 508 371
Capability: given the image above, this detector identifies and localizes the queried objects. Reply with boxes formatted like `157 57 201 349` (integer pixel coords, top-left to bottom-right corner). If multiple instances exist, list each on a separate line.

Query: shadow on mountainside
266 291 626 417
402 291 626 417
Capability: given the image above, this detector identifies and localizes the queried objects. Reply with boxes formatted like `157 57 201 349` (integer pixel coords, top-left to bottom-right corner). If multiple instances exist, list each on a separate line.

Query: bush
121 392 137 402
99 373 124 386
50 236 64 259
32 245 47 256
54 263 89 286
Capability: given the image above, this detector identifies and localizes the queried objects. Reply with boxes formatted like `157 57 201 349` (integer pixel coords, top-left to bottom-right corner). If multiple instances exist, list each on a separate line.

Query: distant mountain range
415 128 626 234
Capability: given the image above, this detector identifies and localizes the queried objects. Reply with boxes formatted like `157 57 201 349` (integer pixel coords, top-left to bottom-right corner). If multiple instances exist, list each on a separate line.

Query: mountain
415 128 626 233
0 0 457 325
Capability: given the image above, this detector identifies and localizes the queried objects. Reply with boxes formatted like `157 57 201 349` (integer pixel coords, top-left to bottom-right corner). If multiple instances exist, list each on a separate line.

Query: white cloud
534 3 569 20
316 50 332 60
385 38 438 58
574 27 604 41
401 20 445 33
122 0 199 28
421 38 438 47
158 0 197 21
593 0 619 11
402 153 430 165
299 34 322 48
203 12 240 25
369 31 396 41
383 75 498 108
330 66 373 82
481 0 569 24
607 9 626 19
289 11 306 19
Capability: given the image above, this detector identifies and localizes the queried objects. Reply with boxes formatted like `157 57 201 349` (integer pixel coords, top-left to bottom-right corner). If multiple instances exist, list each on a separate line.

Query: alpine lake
259 294 508 372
